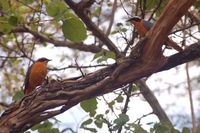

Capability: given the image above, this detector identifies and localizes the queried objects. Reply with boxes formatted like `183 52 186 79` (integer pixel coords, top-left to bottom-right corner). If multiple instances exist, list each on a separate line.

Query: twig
119 0 131 16
0 56 24 59
102 96 118 117
117 84 132 133
171 22 200 34
106 0 117 35
49 64 111 71
185 63 196 133
134 112 153 123
61 127 76 133
75 59 85 77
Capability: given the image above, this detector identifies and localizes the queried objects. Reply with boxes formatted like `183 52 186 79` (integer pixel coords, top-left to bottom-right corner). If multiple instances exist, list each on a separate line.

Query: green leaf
95 114 104 119
194 1 200 8
92 52 103 61
108 101 115 109
111 30 119 35
115 95 124 103
0 22 13 34
8 15 18 26
62 17 87 42
134 125 147 133
31 120 59 133
0 0 10 13
105 51 116 60
21 0 34 4
182 127 190 133
128 123 147 133
80 98 97 117
38 128 59 133
32 121 53 131
146 0 157 10
153 122 180 133
113 114 129 130
94 119 103 128
83 127 97 132
80 118 93 128
105 109 109 114
120 27 127 32
196 128 200 133
94 114 104 128
145 0 168 16
92 51 116 63
46 3 59 17
13 90 24 102
116 114 130 125
132 85 139 92
97 56 107 64
46 0 68 20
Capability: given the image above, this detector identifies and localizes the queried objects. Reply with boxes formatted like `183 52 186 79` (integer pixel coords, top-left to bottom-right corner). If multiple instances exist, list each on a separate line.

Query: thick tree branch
0 42 199 132
143 0 196 60
160 43 200 71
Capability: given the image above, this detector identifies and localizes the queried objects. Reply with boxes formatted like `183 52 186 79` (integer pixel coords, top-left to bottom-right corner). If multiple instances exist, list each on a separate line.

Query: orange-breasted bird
127 16 183 52
24 58 51 95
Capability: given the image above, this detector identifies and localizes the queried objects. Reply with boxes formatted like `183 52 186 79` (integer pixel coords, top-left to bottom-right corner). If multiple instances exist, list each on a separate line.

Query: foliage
30 120 60 133
13 90 24 102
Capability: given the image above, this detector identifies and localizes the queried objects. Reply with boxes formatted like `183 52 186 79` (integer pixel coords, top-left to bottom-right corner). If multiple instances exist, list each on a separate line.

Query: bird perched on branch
127 16 183 52
24 58 51 95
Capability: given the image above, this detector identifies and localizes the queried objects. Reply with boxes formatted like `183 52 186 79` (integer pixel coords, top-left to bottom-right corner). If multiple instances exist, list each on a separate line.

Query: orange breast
133 20 148 37
28 62 47 93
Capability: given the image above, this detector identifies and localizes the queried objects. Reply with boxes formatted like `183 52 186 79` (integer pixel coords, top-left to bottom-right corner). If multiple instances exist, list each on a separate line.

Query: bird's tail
24 87 32 95
166 38 183 52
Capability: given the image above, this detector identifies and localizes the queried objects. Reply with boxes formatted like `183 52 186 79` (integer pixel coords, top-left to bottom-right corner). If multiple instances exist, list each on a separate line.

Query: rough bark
0 0 198 132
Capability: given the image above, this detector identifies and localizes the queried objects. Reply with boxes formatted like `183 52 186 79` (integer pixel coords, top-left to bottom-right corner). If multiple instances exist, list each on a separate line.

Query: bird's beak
47 59 51 62
126 18 132 22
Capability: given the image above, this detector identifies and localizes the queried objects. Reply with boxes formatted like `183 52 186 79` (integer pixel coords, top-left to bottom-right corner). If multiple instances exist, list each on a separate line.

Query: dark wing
143 20 153 30
23 64 33 91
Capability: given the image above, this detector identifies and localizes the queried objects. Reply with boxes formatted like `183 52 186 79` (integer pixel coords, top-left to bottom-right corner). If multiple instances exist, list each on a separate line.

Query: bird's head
126 16 142 24
36 58 51 63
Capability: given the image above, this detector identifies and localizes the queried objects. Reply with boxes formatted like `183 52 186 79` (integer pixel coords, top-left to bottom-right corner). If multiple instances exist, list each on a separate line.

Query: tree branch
136 80 171 124
160 43 200 71
1 26 104 54
0 42 199 132
64 0 123 58
0 102 10 108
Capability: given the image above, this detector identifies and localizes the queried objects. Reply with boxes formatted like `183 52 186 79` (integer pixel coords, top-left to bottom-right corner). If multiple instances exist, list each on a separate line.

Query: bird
24 58 51 95
127 16 183 52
